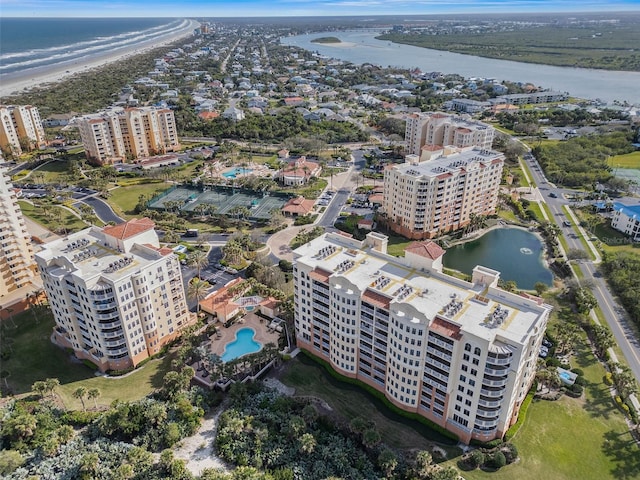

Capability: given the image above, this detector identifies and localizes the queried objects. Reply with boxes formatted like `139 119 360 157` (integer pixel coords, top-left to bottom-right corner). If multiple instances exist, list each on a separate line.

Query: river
281 30 640 105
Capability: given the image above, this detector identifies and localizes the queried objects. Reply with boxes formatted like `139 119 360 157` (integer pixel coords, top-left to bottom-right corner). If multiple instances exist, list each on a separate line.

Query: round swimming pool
221 327 262 362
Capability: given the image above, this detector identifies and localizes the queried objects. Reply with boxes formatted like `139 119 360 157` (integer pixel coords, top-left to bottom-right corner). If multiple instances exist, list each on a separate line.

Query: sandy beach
0 19 199 99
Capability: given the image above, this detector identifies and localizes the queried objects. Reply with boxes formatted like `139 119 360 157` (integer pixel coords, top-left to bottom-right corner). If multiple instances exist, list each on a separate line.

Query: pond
443 228 553 291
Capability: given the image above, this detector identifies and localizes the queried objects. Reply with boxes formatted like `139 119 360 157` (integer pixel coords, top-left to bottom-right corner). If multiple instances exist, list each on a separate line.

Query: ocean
0 18 188 76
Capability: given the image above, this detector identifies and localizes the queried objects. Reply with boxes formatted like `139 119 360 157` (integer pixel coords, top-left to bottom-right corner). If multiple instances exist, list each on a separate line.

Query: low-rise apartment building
77 106 180 165
293 231 552 444
611 202 640 241
405 112 495 158
382 147 504 239
35 218 194 372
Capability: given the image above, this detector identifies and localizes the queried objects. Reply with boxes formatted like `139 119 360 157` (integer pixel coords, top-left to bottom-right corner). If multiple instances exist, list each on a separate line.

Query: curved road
74 196 123 224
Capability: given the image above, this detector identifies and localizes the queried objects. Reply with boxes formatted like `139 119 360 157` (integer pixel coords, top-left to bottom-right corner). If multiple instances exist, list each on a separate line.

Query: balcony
478 398 502 408
95 310 119 321
474 418 500 429
484 366 509 376
427 346 452 361
102 330 124 339
480 387 505 398
482 377 508 388
99 320 122 329
486 355 511 366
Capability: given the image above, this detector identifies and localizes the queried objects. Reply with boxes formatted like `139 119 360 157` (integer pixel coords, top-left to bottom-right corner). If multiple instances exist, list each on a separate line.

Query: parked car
549 192 558 198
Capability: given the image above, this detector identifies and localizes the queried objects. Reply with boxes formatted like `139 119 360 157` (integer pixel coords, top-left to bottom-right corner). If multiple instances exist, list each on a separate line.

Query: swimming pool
222 167 253 179
221 327 262 362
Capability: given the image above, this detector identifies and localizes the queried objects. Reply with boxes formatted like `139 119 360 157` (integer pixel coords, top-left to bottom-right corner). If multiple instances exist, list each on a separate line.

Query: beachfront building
77 106 180 165
0 166 36 298
0 105 46 156
382 147 504 239
34 218 195 372
611 202 640 241
292 231 552 444
405 112 495 158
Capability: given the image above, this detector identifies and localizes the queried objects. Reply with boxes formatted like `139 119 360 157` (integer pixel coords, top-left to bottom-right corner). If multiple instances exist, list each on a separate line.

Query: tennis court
147 186 289 220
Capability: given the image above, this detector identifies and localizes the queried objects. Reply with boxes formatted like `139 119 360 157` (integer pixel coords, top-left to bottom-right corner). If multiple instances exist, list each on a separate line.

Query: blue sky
2 0 639 17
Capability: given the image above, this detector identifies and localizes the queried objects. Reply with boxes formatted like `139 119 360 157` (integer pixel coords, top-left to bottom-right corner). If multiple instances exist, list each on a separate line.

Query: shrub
570 368 584 376
502 442 519 464
471 438 503 449
604 372 613 385
504 387 535 441
491 451 507 469
468 449 485 468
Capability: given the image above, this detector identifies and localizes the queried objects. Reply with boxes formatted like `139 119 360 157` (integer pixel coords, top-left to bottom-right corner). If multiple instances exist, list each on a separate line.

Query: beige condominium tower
0 105 46 156
0 166 35 299
34 218 194 372
293 232 552 444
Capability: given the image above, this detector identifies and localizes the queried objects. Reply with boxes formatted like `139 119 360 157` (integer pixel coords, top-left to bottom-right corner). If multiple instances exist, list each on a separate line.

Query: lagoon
443 228 553 290
281 30 640 105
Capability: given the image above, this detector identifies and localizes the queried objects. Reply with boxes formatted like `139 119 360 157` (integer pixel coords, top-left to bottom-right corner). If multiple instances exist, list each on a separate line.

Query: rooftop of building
34 225 168 289
613 202 640 218
294 233 550 347
393 147 503 179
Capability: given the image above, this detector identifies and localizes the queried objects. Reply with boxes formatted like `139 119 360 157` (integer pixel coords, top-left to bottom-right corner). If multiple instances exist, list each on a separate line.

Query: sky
2 0 639 17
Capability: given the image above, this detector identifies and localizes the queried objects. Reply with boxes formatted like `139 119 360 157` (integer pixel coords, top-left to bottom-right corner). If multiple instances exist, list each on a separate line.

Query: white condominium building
293 232 552 444
35 218 194 372
611 202 640 241
0 105 46 156
0 167 35 297
405 112 495 158
77 106 180 165
382 147 504 239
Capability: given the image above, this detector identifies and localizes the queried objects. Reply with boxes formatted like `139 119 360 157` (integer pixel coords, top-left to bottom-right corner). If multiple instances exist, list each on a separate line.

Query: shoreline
0 19 200 100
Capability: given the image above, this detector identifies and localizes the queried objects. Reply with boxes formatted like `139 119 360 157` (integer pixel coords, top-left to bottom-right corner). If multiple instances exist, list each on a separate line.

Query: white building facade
35 218 194 372
405 112 495 158
382 147 504 239
611 202 640 241
293 232 552 444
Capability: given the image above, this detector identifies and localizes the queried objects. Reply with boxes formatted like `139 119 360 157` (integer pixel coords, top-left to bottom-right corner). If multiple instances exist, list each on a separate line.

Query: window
464 343 471 352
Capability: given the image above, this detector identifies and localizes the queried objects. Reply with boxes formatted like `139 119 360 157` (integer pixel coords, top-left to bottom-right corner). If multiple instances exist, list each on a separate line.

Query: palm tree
32 380 48 399
45 378 60 399
188 249 209 278
188 277 211 315
87 388 101 410
73 386 87 411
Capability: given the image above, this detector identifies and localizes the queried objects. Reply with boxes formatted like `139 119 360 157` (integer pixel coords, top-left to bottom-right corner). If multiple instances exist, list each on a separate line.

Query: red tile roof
431 317 462 340
103 218 155 240
405 241 445 260
309 267 332 283
282 196 315 215
362 288 391 309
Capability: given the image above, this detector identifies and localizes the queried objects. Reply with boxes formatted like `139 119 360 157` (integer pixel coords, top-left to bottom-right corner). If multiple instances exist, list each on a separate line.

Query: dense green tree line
493 108 629 131
532 131 635 187
178 107 368 144
601 252 640 328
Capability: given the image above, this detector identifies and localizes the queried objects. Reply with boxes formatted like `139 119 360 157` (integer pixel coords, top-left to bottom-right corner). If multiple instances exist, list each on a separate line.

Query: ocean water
0 18 187 76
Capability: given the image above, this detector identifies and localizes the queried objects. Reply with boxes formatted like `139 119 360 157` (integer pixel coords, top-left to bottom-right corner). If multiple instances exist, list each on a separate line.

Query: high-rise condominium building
382 147 504 239
0 105 46 156
0 167 35 297
35 218 194 372
293 231 552 444
77 106 180 165
405 112 495 158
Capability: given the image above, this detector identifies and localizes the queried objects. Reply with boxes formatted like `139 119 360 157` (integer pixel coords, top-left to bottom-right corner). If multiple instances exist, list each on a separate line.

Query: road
523 152 640 385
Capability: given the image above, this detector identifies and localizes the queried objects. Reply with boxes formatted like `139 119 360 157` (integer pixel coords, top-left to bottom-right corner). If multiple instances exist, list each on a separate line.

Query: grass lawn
385 233 413 257
497 208 519 223
108 182 171 217
32 159 69 183
527 202 545 223
608 151 640 169
280 354 460 455
19 200 88 233
1 310 172 408
519 158 536 187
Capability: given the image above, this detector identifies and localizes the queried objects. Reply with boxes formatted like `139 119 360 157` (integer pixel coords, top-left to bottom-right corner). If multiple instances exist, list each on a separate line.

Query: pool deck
211 312 280 357
191 312 281 387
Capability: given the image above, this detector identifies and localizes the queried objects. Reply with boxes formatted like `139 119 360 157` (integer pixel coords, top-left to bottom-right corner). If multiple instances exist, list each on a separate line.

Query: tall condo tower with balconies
293 231 552 444
0 166 35 298
34 218 194 372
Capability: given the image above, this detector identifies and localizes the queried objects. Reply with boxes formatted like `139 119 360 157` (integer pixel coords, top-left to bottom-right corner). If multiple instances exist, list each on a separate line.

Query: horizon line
3 10 640 19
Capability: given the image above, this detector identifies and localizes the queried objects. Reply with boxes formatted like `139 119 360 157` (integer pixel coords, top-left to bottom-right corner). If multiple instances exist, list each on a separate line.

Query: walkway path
173 406 229 477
